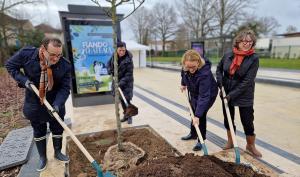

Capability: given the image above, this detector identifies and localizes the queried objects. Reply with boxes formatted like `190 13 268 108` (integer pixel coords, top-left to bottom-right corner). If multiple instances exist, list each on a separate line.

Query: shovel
118 87 138 119
183 89 208 155
30 84 115 177
220 87 240 164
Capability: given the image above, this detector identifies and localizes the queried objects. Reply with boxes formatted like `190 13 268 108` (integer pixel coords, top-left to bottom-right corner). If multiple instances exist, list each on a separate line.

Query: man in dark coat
5 37 71 171
216 29 262 157
107 41 134 124
180 49 218 151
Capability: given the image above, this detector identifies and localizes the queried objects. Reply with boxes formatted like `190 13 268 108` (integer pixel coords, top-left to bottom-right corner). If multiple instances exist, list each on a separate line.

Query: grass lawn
148 57 300 70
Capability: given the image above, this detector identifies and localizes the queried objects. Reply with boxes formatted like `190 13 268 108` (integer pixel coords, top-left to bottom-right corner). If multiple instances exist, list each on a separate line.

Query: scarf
229 47 255 76
38 48 54 104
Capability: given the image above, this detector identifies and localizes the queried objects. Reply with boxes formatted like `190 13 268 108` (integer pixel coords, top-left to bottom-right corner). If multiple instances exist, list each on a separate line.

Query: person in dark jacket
216 29 262 157
180 49 218 151
5 37 71 171
107 41 134 124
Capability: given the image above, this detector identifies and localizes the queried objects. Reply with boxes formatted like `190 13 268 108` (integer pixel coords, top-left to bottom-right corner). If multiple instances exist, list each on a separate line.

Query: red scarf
229 47 255 76
39 49 54 104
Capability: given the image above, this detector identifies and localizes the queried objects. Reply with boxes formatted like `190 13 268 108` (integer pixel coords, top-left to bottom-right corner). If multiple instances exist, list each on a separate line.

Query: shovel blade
125 104 138 117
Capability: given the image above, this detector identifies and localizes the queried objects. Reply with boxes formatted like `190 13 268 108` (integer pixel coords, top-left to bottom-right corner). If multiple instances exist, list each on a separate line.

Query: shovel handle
118 87 128 107
30 84 95 163
221 87 238 148
183 90 206 145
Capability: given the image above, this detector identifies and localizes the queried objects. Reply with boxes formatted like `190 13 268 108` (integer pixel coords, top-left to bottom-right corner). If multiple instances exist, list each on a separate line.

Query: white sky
13 0 300 40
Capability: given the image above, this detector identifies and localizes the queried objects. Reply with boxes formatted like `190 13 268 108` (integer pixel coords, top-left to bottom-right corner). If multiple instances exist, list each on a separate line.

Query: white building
124 40 150 68
271 32 300 59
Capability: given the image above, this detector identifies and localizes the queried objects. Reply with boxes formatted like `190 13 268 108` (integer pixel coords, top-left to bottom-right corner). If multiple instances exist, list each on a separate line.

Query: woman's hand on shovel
192 116 199 126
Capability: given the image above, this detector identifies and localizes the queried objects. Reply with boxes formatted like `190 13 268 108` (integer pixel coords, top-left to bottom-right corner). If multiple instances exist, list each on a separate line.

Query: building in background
35 23 63 41
271 32 300 59
124 40 149 68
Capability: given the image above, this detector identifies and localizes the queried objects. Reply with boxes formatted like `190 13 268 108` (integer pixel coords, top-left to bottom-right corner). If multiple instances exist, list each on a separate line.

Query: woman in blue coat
180 49 218 151
5 37 71 171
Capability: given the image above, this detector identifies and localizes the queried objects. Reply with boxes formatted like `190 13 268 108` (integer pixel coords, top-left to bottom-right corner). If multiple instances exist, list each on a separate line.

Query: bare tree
151 2 177 55
177 0 216 41
212 0 254 55
286 25 297 33
91 0 145 150
175 23 190 50
258 16 280 36
128 6 153 45
0 0 42 65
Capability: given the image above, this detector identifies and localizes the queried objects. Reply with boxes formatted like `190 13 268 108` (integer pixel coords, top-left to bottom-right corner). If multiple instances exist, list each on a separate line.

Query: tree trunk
111 0 123 151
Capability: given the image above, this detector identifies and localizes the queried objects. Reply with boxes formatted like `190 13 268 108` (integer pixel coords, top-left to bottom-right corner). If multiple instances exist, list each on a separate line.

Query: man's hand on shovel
192 116 199 126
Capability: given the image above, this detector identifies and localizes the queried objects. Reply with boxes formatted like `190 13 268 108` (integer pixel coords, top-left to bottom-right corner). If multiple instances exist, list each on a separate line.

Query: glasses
45 50 62 58
240 40 253 44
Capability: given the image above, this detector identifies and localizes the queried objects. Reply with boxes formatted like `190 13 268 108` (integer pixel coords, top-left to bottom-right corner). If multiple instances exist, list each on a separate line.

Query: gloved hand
25 80 34 92
52 105 59 114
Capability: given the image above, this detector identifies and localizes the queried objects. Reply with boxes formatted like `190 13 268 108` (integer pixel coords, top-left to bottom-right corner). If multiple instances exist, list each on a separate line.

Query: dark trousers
31 119 64 138
190 111 208 140
224 105 255 136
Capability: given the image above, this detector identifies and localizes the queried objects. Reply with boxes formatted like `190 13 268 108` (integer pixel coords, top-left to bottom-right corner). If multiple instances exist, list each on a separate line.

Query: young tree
177 0 216 41
286 25 298 33
151 2 177 55
91 0 145 150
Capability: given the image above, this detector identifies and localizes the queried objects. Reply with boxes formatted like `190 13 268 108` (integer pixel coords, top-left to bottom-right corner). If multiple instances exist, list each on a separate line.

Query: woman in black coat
181 50 218 151
5 37 71 171
216 29 262 157
107 41 134 123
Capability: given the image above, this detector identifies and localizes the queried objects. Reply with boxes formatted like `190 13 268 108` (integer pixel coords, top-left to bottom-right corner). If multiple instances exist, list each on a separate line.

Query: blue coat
5 47 71 122
107 50 134 100
181 59 218 118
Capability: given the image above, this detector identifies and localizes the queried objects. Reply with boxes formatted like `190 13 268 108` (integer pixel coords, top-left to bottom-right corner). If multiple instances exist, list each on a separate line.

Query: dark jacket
181 59 218 118
107 50 134 100
5 47 71 122
216 51 259 107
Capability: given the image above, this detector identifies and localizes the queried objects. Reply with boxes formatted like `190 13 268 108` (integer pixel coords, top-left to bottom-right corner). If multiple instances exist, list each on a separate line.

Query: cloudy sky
14 0 300 39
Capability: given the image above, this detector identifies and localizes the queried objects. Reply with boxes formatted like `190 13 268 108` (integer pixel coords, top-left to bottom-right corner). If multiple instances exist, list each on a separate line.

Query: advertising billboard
191 41 205 58
68 23 114 94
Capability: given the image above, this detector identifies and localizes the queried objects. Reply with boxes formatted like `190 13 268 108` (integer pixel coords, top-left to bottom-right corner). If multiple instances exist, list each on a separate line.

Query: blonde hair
181 49 205 71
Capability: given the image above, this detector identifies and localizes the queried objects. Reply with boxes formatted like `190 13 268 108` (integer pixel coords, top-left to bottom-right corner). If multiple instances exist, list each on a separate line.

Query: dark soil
0 70 30 176
67 128 269 177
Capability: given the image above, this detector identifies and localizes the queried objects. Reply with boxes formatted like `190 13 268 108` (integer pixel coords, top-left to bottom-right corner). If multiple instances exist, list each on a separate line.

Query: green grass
148 57 300 70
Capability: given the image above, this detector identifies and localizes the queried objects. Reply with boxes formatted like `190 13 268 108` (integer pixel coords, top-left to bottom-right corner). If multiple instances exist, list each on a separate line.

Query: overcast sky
14 0 300 40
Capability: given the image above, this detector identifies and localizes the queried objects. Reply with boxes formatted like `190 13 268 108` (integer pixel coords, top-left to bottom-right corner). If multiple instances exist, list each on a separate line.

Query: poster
70 25 113 94
191 41 205 58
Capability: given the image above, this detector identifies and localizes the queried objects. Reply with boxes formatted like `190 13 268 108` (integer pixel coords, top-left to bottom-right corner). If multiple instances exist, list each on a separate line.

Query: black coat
5 47 71 122
216 51 259 107
107 50 134 100
181 59 218 118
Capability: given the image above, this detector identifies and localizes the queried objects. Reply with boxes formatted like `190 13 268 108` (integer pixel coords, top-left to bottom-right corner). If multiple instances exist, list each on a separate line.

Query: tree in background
211 0 254 55
175 23 190 50
151 2 177 55
177 0 216 41
286 25 298 33
232 16 279 38
91 0 145 150
0 0 43 65
128 6 153 45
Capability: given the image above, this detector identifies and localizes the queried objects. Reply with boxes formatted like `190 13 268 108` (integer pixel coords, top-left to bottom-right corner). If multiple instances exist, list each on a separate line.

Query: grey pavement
147 62 300 88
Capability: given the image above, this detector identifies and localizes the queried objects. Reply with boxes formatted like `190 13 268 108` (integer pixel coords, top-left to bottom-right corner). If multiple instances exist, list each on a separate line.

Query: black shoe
54 151 70 162
181 133 197 140
35 137 48 171
120 116 129 122
37 157 47 171
193 142 202 151
53 136 69 163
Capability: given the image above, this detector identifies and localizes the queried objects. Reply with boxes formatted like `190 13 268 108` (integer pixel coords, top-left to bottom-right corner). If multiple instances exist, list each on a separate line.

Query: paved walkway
148 62 300 88
39 68 300 177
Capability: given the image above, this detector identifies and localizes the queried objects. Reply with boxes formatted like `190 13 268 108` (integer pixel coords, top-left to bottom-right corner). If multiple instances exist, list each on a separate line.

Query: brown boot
246 135 262 158
223 130 234 150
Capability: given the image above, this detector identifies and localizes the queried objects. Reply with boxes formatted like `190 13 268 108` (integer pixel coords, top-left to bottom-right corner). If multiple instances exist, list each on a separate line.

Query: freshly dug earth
0 70 29 177
67 128 268 177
